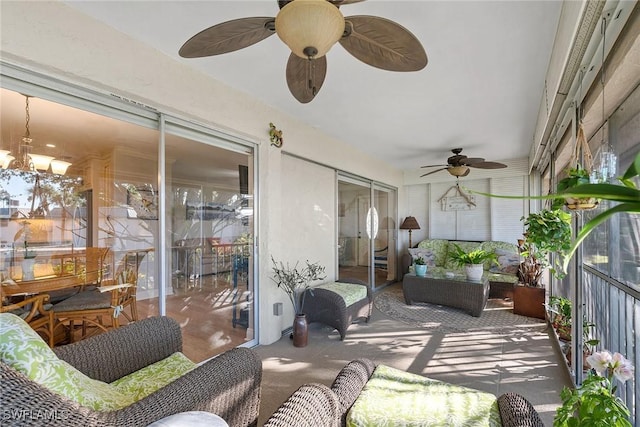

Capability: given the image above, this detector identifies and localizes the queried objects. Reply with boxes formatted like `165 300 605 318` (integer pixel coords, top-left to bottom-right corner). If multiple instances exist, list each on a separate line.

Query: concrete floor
255 282 572 426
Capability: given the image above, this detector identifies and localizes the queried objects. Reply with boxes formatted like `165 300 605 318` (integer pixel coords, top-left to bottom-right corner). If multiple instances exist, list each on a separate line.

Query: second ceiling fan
420 148 508 178
179 0 427 103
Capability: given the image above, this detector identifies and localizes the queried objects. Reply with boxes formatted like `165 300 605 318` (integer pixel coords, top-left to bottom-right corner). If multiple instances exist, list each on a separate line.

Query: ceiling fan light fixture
275 0 345 59
448 166 469 177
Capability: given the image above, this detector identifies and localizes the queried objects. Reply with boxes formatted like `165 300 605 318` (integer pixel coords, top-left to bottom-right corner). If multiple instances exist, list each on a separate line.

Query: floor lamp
400 216 420 248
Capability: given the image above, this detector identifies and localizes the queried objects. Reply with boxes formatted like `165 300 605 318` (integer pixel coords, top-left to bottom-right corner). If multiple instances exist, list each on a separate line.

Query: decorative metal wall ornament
269 122 284 148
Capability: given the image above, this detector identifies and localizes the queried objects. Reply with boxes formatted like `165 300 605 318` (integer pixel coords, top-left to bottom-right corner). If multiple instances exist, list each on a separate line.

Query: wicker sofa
402 238 520 299
0 315 262 427
265 359 543 427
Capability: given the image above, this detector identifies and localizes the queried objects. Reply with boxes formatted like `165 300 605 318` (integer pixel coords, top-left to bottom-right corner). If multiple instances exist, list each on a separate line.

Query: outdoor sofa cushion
346 364 501 427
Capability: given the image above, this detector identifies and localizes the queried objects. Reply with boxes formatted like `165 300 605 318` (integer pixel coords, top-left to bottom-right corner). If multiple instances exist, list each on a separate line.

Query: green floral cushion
315 282 367 307
480 241 519 271
416 239 450 267
0 313 134 411
112 352 196 400
445 241 483 269
346 364 502 427
487 273 518 284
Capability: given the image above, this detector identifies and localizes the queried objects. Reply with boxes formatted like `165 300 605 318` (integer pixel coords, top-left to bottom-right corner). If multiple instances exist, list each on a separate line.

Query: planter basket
564 124 599 211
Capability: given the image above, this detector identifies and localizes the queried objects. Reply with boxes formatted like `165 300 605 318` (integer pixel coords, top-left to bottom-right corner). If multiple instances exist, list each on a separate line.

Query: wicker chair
263 383 340 427
302 278 372 340
0 293 56 347
330 359 544 427
1 316 262 427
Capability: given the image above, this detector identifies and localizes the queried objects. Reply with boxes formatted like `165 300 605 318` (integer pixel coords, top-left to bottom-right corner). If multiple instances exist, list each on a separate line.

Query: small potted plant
413 256 427 277
270 256 326 347
547 296 572 341
448 244 497 281
21 241 37 281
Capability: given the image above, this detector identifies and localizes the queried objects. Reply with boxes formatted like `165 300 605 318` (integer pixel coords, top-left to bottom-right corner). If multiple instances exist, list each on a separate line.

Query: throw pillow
0 313 134 411
408 248 436 267
489 249 520 274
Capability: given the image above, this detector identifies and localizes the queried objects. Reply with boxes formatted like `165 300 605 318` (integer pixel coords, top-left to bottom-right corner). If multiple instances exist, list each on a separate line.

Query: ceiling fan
420 148 508 178
178 0 427 103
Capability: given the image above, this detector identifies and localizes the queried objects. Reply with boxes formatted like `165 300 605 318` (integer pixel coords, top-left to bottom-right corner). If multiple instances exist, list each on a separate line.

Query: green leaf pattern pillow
346 364 502 427
0 313 133 411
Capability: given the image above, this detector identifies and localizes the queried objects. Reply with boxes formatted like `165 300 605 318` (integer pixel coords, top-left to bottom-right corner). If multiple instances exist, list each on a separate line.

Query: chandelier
0 95 72 175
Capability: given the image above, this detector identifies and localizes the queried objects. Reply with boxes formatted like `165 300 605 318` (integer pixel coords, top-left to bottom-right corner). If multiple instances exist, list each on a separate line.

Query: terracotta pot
292 314 308 347
513 285 546 319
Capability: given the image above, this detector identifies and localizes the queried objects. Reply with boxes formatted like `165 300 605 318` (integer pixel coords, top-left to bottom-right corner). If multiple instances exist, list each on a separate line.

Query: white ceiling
60 0 563 171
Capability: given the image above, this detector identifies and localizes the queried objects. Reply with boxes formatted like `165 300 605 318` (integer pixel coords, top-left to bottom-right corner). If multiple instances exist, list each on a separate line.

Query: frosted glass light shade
447 166 469 177
275 0 345 59
29 154 54 171
50 159 72 175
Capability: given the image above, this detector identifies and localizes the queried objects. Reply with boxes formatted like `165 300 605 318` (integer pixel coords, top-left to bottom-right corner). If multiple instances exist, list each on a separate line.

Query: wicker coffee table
402 272 490 317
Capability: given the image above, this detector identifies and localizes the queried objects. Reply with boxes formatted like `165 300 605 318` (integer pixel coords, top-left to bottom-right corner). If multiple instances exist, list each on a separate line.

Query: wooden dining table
1 248 109 297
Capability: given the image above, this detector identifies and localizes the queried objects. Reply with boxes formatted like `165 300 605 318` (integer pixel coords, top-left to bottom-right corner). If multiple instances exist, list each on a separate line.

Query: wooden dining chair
1 292 56 347
52 249 141 343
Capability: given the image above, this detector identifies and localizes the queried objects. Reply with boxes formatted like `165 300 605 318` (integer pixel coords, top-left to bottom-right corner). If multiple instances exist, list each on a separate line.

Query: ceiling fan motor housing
275 0 345 59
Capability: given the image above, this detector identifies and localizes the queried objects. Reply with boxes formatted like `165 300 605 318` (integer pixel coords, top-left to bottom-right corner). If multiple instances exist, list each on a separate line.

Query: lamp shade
2 154 15 169
29 154 54 171
0 150 10 165
50 159 72 175
447 166 469 177
275 0 345 59
400 216 420 230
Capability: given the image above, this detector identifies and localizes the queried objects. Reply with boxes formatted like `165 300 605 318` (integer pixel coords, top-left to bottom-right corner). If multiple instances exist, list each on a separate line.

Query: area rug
374 285 546 334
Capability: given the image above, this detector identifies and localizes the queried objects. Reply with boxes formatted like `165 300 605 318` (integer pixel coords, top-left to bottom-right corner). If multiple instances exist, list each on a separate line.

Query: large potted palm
513 209 572 319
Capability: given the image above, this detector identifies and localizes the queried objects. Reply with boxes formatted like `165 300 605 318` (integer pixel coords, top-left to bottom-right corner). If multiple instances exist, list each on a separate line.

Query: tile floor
255 281 572 426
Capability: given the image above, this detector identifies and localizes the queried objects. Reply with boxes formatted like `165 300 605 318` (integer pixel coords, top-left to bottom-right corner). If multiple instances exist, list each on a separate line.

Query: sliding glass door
338 176 397 290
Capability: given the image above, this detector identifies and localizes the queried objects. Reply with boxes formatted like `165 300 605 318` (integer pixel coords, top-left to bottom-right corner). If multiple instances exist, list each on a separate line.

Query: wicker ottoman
303 279 372 340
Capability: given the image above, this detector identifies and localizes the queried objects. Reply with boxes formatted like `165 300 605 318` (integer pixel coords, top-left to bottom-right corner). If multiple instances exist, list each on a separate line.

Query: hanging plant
557 123 599 211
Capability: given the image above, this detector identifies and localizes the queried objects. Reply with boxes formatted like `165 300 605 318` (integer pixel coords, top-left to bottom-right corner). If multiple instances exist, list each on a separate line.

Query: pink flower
611 352 635 383
586 351 612 375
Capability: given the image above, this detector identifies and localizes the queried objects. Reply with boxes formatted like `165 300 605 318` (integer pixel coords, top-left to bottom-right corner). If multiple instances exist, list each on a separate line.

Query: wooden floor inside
136 273 252 362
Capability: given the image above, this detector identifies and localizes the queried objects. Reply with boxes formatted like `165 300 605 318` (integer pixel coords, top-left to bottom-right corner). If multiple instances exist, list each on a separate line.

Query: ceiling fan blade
420 168 447 177
339 16 427 72
420 164 447 168
461 157 486 165
286 53 327 104
179 17 276 58
330 0 366 5
469 161 508 169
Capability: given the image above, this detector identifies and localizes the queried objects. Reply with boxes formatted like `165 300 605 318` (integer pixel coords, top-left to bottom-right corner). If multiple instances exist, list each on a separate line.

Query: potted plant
21 241 37 281
547 296 572 341
270 256 326 347
513 209 572 319
448 244 497 281
413 256 427 277
555 350 634 427
553 164 599 211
